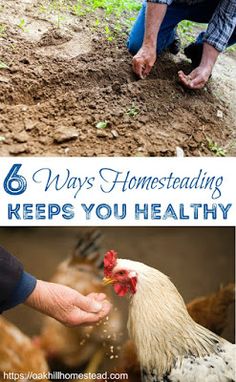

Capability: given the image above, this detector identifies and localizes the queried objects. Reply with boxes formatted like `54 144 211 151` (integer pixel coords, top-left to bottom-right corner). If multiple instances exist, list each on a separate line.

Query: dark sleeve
0 246 37 313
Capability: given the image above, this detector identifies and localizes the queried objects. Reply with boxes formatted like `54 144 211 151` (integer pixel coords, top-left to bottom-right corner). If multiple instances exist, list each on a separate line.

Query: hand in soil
25 280 112 327
132 46 156 79
178 65 212 90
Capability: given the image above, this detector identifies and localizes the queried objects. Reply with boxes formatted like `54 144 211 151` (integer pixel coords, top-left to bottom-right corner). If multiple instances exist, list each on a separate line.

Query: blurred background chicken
37 231 123 372
187 283 235 335
0 316 48 382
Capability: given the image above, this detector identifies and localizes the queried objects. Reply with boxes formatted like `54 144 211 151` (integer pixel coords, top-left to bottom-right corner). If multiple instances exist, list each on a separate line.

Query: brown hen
187 283 235 335
38 231 123 371
0 316 48 382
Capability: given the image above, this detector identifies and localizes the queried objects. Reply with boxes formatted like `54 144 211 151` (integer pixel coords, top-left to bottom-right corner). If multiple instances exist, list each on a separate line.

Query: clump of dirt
38 28 73 47
0 1 235 156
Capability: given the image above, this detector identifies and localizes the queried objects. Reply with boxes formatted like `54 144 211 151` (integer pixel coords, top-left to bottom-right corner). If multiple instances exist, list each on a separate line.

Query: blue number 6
4 164 27 195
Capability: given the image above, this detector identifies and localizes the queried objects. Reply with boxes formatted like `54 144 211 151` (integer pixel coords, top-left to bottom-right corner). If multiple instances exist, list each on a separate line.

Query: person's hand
178 64 212 89
25 280 112 327
132 45 156 79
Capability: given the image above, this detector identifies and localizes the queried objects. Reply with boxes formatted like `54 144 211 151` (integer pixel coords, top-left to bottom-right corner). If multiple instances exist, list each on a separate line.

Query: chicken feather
39 231 122 369
0 316 48 382
105 256 236 382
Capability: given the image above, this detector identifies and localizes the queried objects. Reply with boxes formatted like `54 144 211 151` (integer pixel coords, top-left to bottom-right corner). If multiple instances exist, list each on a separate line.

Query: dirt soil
0 0 236 157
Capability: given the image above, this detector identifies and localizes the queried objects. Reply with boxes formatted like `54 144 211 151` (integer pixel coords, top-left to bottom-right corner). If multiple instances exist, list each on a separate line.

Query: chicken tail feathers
72 230 104 267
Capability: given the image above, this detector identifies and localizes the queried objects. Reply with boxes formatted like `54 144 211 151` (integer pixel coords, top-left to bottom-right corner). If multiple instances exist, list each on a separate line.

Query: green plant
0 24 6 38
72 2 87 16
226 45 236 53
39 0 140 39
178 20 195 44
56 14 66 28
72 0 141 40
39 0 69 28
94 18 100 27
206 138 226 157
127 105 139 117
0 61 9 69
104 25 113 41
18 18 28 32
96 121 109 129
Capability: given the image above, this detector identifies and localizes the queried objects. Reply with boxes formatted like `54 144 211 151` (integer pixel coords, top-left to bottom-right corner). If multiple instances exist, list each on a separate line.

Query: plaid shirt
147 0 236 52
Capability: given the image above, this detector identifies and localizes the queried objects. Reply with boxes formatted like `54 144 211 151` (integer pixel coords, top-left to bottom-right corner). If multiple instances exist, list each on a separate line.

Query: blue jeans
127 1 236 55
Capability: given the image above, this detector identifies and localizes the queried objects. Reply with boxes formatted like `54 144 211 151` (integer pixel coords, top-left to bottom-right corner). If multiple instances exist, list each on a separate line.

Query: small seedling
94 18 100 27
127 105 139 117
96 121 109 129
104 25 113 41
0 61 9 69
18 18 28 32
39 4 47 13
206 138 226 157
0 24 6 38
55 14 66 28
72 3 86 17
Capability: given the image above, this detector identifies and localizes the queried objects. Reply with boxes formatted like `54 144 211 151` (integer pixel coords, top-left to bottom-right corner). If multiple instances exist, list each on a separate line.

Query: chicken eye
118 271 125 276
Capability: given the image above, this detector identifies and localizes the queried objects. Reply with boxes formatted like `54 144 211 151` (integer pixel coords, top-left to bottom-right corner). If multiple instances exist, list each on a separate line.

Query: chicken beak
103 277 115 286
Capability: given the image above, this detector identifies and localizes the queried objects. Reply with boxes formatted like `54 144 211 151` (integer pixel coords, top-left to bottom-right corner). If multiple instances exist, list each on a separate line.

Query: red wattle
114 283 129 296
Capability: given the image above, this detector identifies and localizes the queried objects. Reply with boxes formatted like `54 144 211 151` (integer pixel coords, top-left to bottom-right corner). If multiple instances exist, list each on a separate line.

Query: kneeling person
128 0 236 89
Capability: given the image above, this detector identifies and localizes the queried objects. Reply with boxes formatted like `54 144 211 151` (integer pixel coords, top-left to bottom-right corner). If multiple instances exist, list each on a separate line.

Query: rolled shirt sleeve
144 0 235 52
0 246 37 313
203 0 236 52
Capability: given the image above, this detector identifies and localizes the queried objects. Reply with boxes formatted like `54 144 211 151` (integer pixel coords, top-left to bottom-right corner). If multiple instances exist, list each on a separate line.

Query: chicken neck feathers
114 259 235 382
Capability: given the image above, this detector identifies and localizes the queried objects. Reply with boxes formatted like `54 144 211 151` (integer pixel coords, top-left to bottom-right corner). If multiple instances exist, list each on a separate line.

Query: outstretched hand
25 280 112 327
178 65 212 89
132 46 156 79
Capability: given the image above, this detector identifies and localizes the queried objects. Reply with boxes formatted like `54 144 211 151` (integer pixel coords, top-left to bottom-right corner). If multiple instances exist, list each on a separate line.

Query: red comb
104 250 118 277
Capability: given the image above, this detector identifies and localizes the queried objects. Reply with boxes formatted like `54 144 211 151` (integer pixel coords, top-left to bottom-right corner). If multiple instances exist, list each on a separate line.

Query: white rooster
103 251 236 382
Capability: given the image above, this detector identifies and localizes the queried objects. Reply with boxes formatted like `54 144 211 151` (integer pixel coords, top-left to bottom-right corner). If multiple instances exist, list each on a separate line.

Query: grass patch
72 0 140 20
39 0 141 40
178 20 195 44
73 0 141 40
177 21 207 46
